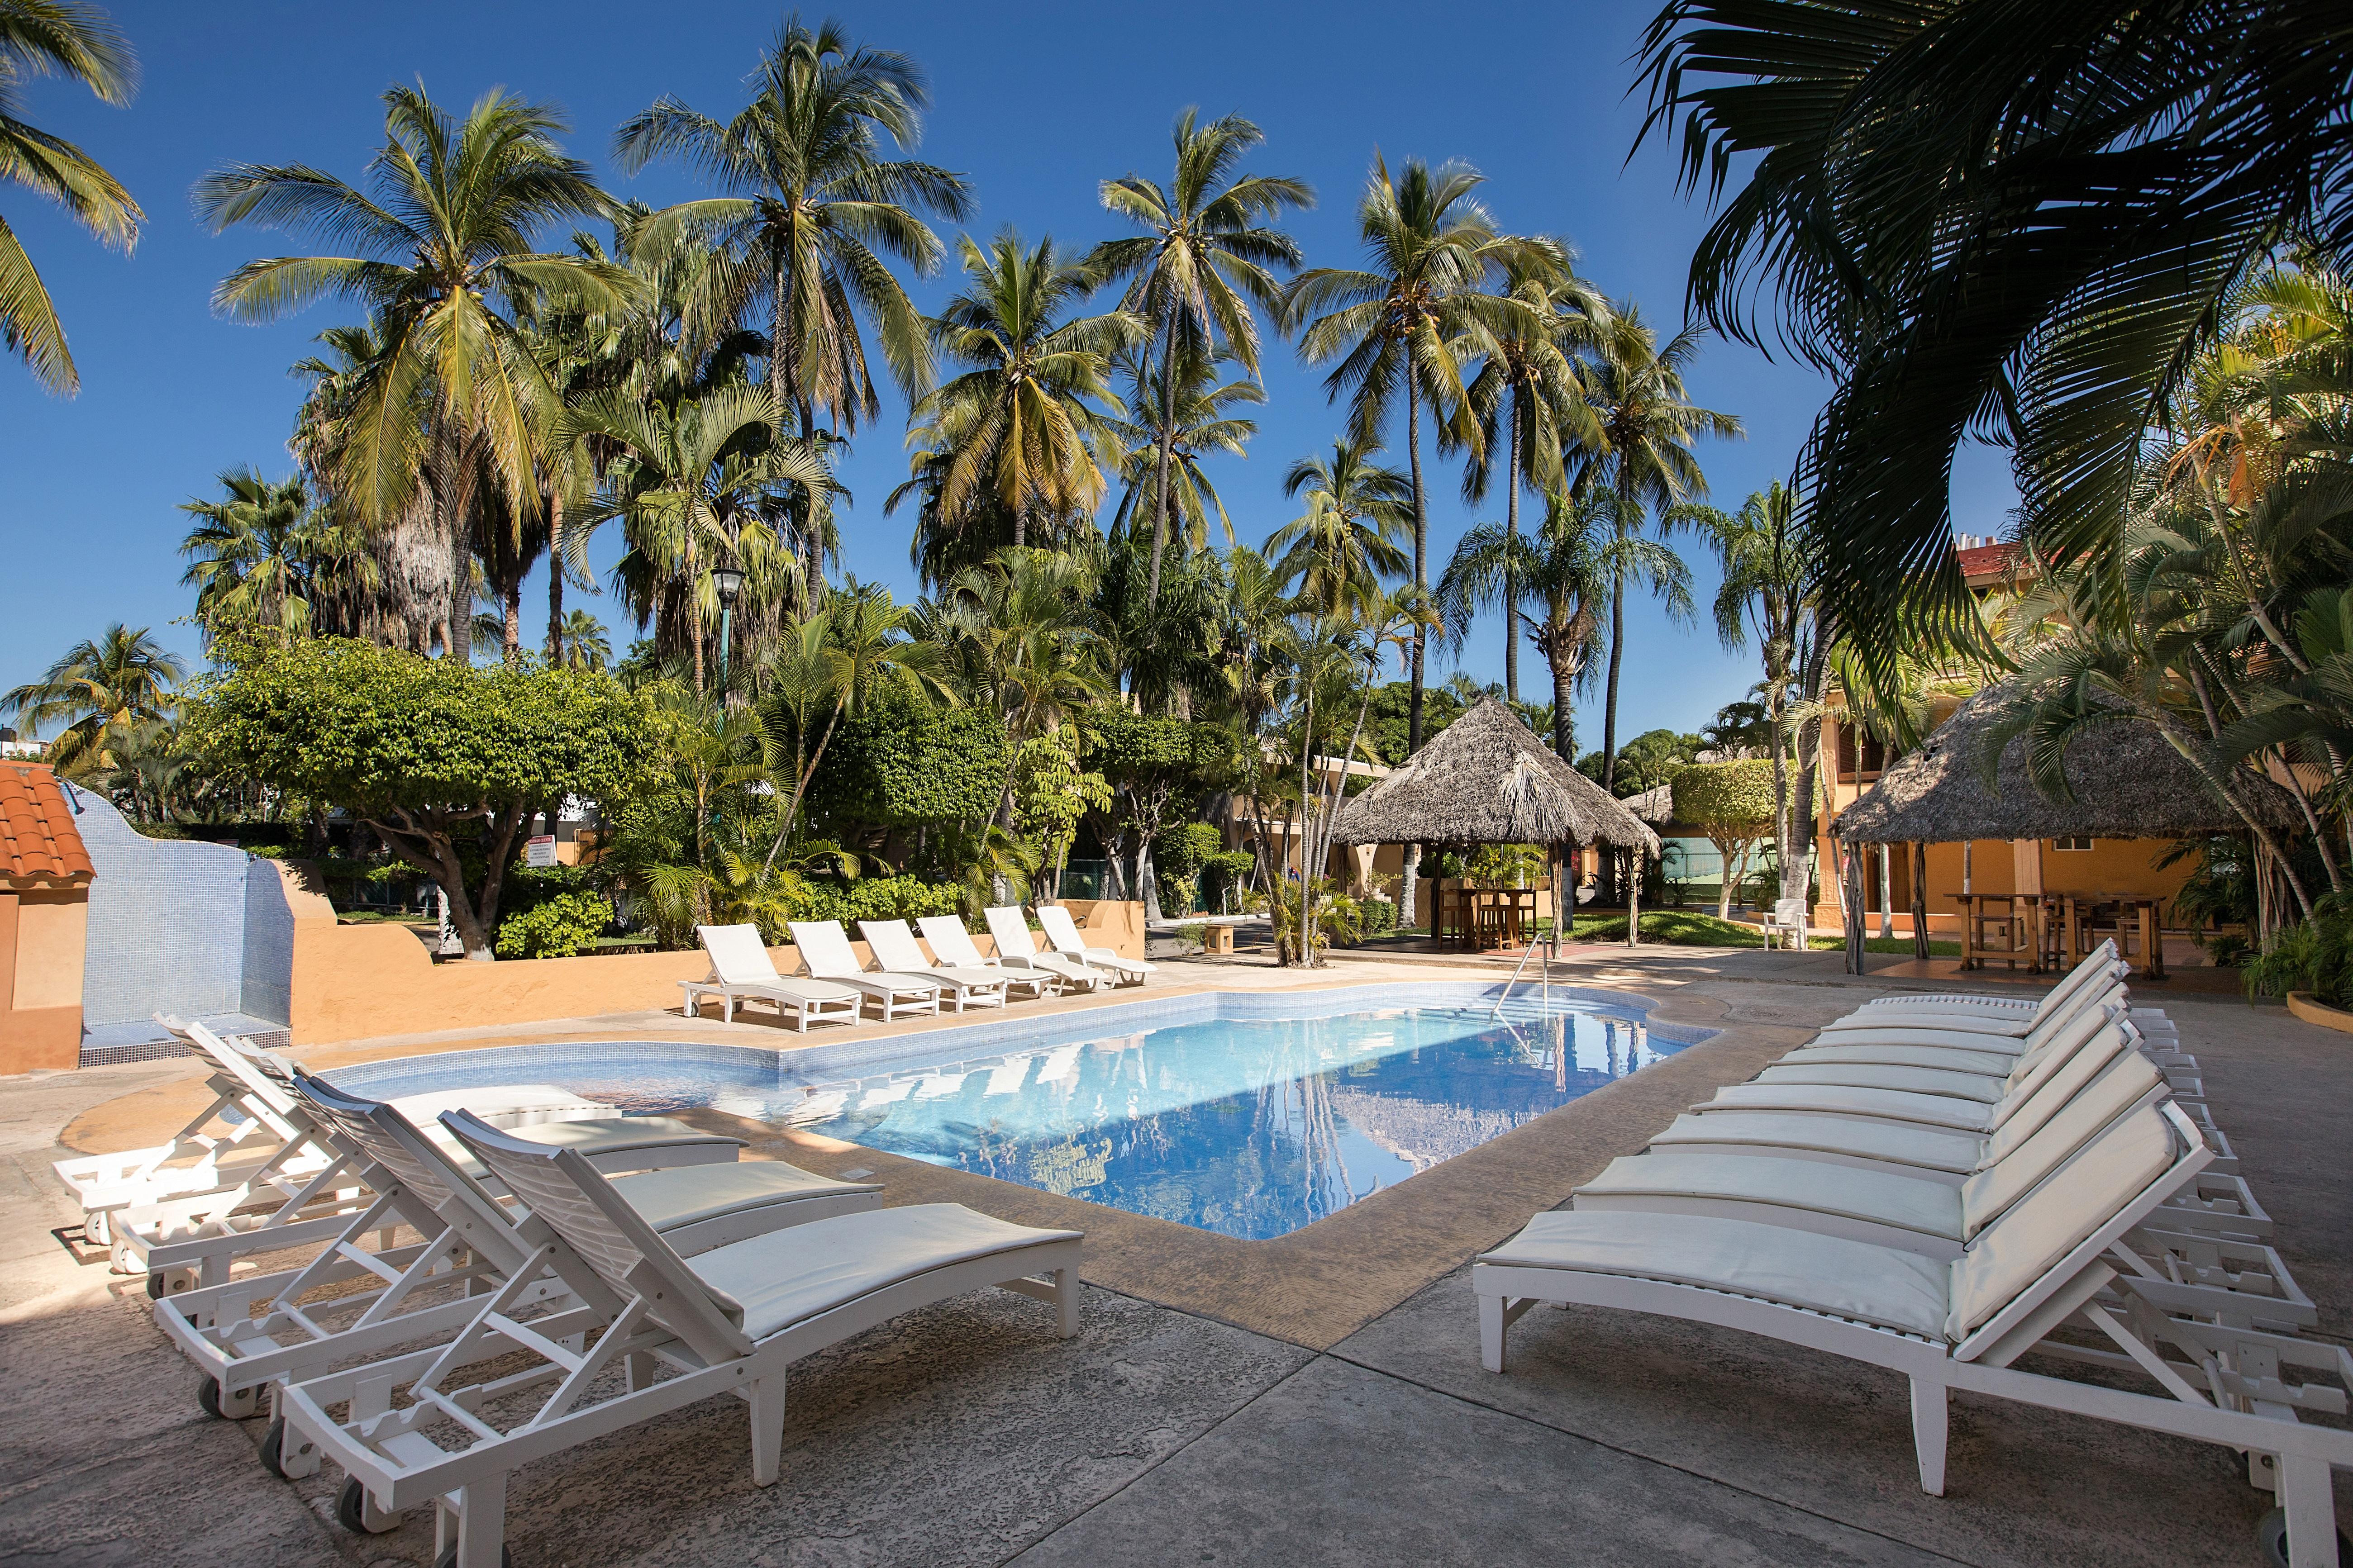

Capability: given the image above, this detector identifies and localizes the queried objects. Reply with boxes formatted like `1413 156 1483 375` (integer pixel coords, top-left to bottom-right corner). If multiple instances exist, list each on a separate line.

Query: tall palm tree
904 230 1143 551
197 84 634 662
1265 436 1411 616
1087 109 1310 608
1104 341 1261 559
2 623 182 774
558 608 610 671
565 383 832 693
178 468 320 644
1290 155 1556 926
614 16 970 590
1458 256 1607 699
0 0 141 394
1567 303 1739 793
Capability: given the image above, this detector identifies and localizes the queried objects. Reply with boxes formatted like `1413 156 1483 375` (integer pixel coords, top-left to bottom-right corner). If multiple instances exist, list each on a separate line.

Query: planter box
2286 991 2353 1034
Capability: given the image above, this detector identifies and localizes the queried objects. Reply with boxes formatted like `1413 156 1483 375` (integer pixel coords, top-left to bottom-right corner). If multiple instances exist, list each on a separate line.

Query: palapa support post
1910 841 1930 959
1843 840 1867 974
1625 847 1642 948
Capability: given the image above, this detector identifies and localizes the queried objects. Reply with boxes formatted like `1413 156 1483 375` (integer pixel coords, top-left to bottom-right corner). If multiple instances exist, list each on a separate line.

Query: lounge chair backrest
1986 1018 2137 1145
441 1109 753 1359
1946 1103 2183 1343
918 915 988 969
985 906 1041 960
2033 941 2120 1018
2022 963 2129 1049
181 1020 305 1121
291 1072 523 1264
2002 996 2123 1085
699 923 783 987
1035 904 1091 955
786 921 867 979
1958 1051 2168 1237
858 920 929 972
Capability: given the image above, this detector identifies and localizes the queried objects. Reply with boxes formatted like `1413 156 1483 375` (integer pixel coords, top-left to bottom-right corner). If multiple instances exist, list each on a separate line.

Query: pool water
329 985 1697 1242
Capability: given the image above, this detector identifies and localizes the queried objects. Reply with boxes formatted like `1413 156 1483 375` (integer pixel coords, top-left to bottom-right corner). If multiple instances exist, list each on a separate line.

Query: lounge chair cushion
692 1202 1082 1340
1777 1043 2018 1075
1481 1208 1950 1339
1754 1064 2007 1103
378 1084 616 1126
425 1114 739 1162
1577 1152 1965 1241
1647 1111 1986 1174
610 1161 879 1233
1823 1010 2037 1038
1704 1083 1996 1131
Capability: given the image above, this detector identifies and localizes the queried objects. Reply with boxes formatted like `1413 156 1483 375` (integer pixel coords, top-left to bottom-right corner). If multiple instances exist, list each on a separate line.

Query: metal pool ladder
1491 936 1553 1020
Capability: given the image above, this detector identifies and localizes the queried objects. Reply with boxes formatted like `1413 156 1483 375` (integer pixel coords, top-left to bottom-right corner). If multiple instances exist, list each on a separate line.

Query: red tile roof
1958 541 2025 581
0 764 94 889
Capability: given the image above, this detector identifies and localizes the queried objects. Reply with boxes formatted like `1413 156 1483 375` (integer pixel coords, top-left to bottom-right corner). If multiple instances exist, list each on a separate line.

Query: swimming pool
331 982 1710 1241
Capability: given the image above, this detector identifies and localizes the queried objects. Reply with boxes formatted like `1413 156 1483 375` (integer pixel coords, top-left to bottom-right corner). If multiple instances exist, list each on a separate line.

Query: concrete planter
2286 991 2353 1033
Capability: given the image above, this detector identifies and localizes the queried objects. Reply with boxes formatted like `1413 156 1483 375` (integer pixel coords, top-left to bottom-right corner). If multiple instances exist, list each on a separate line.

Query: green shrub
806 696 1011 828
1200 849 1257 912
1176 921 1209 954
493 891 614 959
786 874 964 927
1356 897 1399 940
2243 896 2353 1004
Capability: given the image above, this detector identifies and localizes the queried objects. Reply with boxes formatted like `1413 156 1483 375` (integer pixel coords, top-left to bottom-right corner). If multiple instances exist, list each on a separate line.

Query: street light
711 566 745 697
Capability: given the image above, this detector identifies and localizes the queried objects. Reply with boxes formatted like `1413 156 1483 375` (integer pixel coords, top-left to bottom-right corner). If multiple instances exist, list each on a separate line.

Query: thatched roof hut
1833 684 2303 845
1331 697 1662 855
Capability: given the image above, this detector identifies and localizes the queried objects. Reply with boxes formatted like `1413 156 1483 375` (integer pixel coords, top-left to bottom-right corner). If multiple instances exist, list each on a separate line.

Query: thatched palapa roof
1331 697 1662 854
1833 683 2303 845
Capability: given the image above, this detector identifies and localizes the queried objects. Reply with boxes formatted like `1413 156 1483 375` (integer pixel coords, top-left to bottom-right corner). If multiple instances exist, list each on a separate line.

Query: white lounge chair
1826 955 2128 1040
681 924 864 1031
1475 1103 2353 1566
278 1108 1083 1563
1852 941 2116 1020
858 919 1010 1011
160 1070 881 1430
109 1022 741 1292
1814 964 2127 1050
919 914 1061 999
1035 903 1153 984
787 921 942 1021
985 906 1112 991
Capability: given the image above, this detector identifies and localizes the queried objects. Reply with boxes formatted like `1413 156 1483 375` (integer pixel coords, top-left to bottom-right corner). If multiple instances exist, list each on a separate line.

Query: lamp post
711 566 745 700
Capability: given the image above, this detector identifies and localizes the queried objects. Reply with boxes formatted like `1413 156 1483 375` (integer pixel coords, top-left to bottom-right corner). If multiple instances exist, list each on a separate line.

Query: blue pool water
332 984 1705 1241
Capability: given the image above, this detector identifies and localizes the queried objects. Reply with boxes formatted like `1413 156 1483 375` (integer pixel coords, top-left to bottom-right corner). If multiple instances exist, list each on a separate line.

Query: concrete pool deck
5 947 2348 1565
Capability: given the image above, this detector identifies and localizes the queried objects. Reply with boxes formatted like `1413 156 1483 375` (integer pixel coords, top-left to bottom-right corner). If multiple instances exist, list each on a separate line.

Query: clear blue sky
0 0 2016 744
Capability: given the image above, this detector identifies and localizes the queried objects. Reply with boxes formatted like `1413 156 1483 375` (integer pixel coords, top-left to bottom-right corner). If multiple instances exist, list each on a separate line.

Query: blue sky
1 0 2016 743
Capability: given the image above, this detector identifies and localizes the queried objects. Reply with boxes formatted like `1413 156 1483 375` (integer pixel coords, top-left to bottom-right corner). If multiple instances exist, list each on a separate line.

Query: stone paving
2 948 2346 1567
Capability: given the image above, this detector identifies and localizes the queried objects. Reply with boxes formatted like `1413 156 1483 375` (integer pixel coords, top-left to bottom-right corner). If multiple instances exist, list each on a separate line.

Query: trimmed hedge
808 698 1011 828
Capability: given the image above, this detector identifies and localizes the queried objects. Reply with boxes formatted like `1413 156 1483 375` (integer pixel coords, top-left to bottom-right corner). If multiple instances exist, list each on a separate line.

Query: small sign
525 835 558 868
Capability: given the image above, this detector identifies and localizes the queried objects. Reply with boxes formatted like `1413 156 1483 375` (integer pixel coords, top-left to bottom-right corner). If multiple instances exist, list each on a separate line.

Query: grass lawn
1557 909 1961 956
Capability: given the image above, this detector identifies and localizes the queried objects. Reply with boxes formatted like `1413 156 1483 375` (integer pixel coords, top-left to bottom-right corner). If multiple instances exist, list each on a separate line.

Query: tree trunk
546 489 566 663
1503 398 1520 703
1400 392 1429 936
1877 841 1894 941
503 573 522 666
1147 299 1176 609
1550 637 1574 762
1910 841 1930 959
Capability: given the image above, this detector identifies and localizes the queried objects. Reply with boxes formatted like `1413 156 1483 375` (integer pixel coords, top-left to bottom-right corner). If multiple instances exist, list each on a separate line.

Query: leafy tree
1011 728 1111 898
185 638 655 960
0 0 142 394
806 693 1010 831
2 622 182 774
1266 436 1410 615
1087 108 1309 607
558 610 610 671
614 15 969 588
1584 727 1700 798
1104 340 1262 561
1083 706 1238 917
1672 758 1777 918
197 85 634 661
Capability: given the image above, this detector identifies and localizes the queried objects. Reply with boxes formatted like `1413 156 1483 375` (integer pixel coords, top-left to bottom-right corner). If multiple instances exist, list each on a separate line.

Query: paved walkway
2 953 2345 1566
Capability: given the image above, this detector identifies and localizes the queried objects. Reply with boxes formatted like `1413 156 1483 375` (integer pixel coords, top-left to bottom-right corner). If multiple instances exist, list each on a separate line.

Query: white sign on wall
525 835 558 868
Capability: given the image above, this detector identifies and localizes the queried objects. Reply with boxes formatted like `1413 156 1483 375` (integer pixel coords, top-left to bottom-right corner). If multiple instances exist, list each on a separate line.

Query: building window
2053 836 2093 851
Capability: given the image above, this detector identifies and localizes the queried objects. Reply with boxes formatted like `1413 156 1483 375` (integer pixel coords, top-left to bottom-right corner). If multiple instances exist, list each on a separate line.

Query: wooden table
2051 893 2168 979
1952 893 2044 972
1441 884 1539 950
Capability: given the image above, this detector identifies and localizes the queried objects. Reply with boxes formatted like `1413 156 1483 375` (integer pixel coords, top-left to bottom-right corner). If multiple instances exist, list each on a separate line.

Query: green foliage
1175 921 1209 955
1670 759 1778 829
2243 895 2353 1006
1010 731 1111 878
1272 878 1361 963
1152 822 1224 912
1084 707 1239 789
1461 842 1547 886
1200 849 1257 912
494 892 614 959
1567 909 1957 955
1356 895 1399 940
1580 729 1701 796
807 694 1011 829
787 874 964 928
1364 679 1472 766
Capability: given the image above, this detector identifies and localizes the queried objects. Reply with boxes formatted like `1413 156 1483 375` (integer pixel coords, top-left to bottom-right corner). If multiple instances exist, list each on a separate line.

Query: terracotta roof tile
0 764 94 889
1958 541 2025 580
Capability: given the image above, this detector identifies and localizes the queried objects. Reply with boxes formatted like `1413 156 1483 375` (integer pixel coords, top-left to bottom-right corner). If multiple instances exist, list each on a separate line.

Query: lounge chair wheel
144 1272 165 1301
2257 1507 2353 1568
336 1476 402 1535
195 1375 254 1419
258 1418 286 1476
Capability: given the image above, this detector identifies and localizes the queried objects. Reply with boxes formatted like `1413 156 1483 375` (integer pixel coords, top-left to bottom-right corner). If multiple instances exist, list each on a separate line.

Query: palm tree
0 0 141 394
614 16 970 590
1459 256 1607 699
558 609 610 670
1290 157 1556 926
1634 1 2353 698
2 623 182 774
1265 436 1411 615
903 230 1143 551
1087 109 1310 608
197 85 635 662
1567 303 1739 793
178 468 320 644
1103 342 1262 561
565 383 832 693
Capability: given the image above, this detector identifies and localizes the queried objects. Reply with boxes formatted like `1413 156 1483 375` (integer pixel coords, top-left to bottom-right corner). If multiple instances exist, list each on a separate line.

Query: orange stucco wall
288 902 1148 1046
2 888 88 1072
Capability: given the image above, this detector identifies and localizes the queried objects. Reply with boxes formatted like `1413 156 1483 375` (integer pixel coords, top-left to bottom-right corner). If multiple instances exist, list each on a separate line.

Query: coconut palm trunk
1148 299 1177 606
1400 392 1428 931
546 490 566 662
1503 401 1521 702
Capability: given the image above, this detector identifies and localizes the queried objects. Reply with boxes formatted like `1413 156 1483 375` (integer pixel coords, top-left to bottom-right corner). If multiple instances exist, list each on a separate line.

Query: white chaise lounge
1036 903 1152 984
158 1070 881 1427
1474 1102 2353 1567
681 924 864 1031
787 921 942 1021
276 1109 1083 1564
858 919 1010 1011
919 914 1060 999
985 906 1112 992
